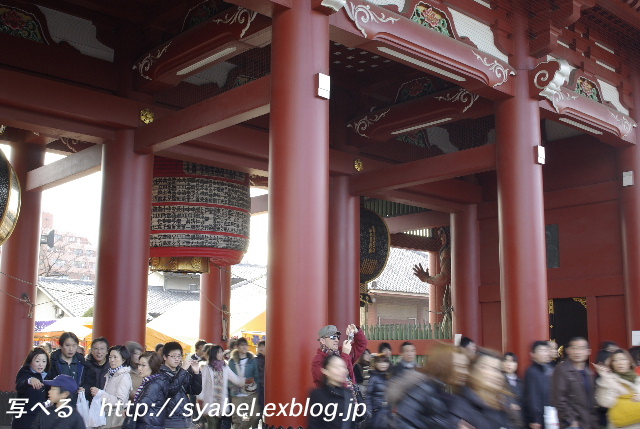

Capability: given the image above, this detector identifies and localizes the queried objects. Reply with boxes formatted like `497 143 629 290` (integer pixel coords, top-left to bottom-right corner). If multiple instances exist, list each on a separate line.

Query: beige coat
197 363 244 413
595 373 640 429
95 366 132 428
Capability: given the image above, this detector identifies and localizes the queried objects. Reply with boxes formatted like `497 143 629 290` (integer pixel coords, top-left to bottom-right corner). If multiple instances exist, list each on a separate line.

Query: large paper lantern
149 157 250 273
359 207 390 284
0 149 20 246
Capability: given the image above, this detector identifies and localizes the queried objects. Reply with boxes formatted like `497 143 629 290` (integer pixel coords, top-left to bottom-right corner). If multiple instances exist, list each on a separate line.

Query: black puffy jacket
364 370 391 429
131 373 170 429
387 371 451 429
81 354 109 403
450 386 516 429
160 365 202 428
12 366 47 429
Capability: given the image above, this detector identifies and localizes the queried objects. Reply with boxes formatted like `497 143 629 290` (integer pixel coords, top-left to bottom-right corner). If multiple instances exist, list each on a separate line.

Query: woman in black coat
388 344 469 429
308 354 359 429
125 351 170 429
450 351 517 429
364 355 391 429
12 347 50 429
503 352 526 428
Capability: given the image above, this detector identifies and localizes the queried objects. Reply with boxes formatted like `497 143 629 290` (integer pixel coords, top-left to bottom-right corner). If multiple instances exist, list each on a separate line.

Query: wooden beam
158 143 269 176
135 76 271 153
371 189 467 213
0 68 144 129
0 105 114 144
26 145 102 191
385 211 450 233
350 144 496 195
390 233 440 252
406 180 483 204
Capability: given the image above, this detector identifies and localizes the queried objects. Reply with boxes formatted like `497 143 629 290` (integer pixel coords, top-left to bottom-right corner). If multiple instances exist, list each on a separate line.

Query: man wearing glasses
311 324 368 388
160 341 202 429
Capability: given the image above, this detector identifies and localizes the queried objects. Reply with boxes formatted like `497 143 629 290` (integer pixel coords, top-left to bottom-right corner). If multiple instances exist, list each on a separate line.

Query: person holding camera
160 342 202 429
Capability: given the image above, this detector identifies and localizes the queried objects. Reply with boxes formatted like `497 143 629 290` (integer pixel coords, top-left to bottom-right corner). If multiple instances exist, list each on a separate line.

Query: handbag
354 384 372 424
609 394 640 428
121 415 136 429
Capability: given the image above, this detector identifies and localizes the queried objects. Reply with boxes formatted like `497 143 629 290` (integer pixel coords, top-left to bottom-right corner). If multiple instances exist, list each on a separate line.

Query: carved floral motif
473 51 515 87
575 77 601 103
411 3 452 38
133 42 172 81
344 2 400 38
434 88 479 112
0 7 46 43
211 7 257 38
347 109 391 137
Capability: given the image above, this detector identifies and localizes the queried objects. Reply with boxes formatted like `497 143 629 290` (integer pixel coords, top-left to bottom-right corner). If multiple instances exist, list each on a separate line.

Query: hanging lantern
0 149 20 246
359 207 390 284
149 157 250 273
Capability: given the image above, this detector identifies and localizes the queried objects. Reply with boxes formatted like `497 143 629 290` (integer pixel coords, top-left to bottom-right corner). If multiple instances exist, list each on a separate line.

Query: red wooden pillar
619 71 640 342
428 251 444 324
266 1 329 427
93 130 152 346
220 267 231 349
199 265 222 343
0 142 44 391
495 13 548 358
328 175 360 330
451 205 481 341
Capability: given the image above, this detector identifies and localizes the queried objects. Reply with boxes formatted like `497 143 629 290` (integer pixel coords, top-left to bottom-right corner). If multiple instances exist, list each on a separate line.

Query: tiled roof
37 263 269 319
368 248 431 295
147 287 200 316
231 264 267 290
38 278 95 318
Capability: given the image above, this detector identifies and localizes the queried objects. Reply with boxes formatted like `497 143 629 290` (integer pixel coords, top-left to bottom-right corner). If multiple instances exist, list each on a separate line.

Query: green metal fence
362 321 452 341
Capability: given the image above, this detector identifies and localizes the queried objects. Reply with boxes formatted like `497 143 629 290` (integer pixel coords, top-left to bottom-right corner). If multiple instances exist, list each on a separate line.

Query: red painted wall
478 136 627 350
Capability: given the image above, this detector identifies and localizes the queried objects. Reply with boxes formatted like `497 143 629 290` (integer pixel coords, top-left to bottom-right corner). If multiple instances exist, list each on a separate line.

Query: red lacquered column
199 265 222 343
0 142 44 391
93 130 152 346
496 13 549 360
328 175 360 331
266 1 330 427
619 71 640 344
451 205 481 342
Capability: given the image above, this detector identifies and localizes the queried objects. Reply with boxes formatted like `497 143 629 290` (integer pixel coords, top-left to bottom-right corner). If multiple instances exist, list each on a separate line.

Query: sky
0 145 270 265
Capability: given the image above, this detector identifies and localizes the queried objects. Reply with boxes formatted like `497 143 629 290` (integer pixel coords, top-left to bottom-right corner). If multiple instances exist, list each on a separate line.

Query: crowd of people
12 327 640 429
13 334 265 429
309 324 640 429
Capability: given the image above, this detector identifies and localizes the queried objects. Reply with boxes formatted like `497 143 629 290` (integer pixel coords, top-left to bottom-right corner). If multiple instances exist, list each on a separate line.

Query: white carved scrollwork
364 0 406 11
212 7 257 38
133 42 172 81
610 111 636 138
473 51 515 87
345 2 400 38
347 109 391 137
533 59 574 112
434 88 479 113
322 0 348 12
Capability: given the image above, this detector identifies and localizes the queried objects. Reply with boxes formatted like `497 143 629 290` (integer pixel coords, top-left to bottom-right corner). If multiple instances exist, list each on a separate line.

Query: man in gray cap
311 323 368 388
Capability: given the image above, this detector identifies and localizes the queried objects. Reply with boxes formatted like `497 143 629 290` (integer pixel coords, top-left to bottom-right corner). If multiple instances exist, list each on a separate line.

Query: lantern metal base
149 257 210 273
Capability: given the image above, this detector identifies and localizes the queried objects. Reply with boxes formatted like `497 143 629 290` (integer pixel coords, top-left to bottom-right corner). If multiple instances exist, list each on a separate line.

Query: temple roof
369 247 431 295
